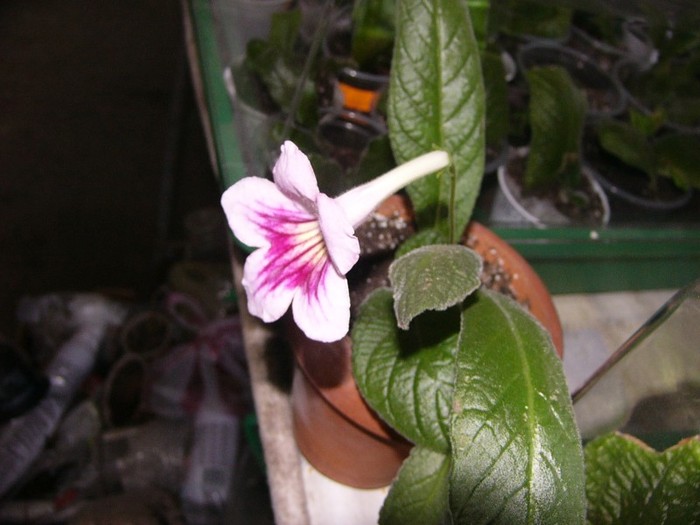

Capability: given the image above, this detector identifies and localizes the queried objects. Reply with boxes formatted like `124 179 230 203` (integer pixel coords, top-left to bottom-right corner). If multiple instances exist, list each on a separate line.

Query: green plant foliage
571 10 620 45
596 119 656 177
594 119 700 191
585 433 700 524
449 290 585 524
352 287 586 524
629 108 664 138
379 446 451 525
467 0 490 50
627 50 700 130
389 244 482 329
388 0 485 239
246 9 318 127
496 0 572 40
395 228 451 257
354 135 397 182
655 133 700 190
351 0 396 71
352 288 460 451
525 65 587 191
481 48 510 150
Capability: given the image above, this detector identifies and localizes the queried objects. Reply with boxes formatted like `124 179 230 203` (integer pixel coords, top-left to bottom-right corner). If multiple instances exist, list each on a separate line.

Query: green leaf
482 48 510 149
395 228 450 257
629 107 664 137
267 9 302 51
497 0 572 40
467 0 490 50
596 119 656 177
352 288 461 451
525 66 587 191
351 0 396 71
654 133 700 190
449 289 585 524
246 9 318 127
390 245 482 329
389 0 485 238
380 446 451 525
585 433 700 524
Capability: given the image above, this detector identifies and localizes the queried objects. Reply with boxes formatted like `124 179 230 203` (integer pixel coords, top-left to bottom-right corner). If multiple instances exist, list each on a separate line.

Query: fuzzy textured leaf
585 433 700 524
390 245 482 329
389 0 485 237
449 289 585 524
352 288 460 451
380 446 451 525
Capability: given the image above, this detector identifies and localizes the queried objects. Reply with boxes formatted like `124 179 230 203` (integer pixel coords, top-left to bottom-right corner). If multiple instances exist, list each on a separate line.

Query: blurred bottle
180 355 240 524
0 294 126 498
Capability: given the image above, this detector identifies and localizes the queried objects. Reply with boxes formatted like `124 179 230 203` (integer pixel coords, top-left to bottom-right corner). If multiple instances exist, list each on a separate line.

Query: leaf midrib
495 294 539 525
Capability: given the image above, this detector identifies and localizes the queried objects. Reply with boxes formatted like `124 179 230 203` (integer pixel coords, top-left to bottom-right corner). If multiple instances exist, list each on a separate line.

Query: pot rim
587 160 694 211
497 146 611 227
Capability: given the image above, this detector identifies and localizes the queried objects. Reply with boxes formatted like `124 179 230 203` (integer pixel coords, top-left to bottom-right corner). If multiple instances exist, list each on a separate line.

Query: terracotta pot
290 199 563 488
463 221 564 355
289 325 413 489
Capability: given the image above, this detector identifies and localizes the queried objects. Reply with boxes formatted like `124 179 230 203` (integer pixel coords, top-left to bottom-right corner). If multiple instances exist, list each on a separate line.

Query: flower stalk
336 150 450 226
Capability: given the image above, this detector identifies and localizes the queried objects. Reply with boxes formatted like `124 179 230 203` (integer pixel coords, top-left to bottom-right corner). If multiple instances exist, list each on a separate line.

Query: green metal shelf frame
493 226 700 293
185 0 245 191
185 0 700 295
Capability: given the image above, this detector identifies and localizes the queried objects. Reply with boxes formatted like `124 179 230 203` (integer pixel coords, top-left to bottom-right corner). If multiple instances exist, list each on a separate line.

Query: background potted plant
517 41 627 119
585 113 697 212
614 17 700 135
495 64 610 226
225 1 404 187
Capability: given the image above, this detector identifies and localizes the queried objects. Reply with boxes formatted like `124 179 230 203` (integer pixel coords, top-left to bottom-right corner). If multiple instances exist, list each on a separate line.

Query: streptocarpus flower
221 140 449 342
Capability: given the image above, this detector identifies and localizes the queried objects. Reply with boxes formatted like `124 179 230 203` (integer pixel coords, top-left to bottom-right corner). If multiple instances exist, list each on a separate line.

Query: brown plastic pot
290 200 563 489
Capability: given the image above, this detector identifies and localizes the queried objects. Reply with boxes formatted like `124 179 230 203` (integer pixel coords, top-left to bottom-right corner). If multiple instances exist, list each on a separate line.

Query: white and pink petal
221 176 313 249
272 141 319 211
241 248 296 323
291 264 351 343
317 193 360 275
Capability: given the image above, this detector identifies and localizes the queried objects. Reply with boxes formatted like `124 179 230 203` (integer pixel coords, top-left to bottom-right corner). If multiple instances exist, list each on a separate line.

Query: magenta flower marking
221 140 449 342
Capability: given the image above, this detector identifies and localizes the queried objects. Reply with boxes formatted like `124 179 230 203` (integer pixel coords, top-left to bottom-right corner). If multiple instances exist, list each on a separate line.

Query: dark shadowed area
0 0 222 337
